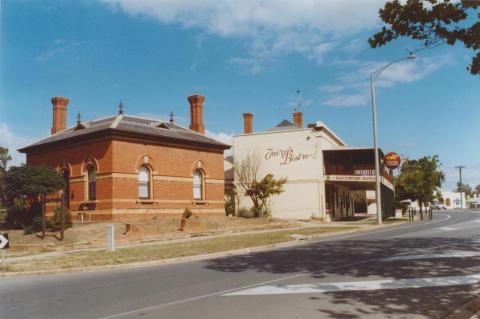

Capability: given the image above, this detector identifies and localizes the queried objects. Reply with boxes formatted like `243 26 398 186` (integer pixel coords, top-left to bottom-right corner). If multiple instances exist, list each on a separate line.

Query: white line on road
384 250 480 261
97 213 453 319
438 227 458 231
224 273 480 296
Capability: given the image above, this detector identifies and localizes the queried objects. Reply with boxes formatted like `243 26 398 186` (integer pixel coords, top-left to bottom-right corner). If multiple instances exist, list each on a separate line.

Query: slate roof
267 119 299 132
19 114 230 152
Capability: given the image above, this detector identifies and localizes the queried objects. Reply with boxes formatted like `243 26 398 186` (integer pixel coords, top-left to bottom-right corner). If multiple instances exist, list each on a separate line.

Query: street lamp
371 53 416 225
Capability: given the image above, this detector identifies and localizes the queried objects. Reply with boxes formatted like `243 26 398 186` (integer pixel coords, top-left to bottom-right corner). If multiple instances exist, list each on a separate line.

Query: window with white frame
193 170 203 200
138 166 151 199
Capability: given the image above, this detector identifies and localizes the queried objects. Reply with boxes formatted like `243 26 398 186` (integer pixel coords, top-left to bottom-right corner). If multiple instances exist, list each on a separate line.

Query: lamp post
371 53 416 225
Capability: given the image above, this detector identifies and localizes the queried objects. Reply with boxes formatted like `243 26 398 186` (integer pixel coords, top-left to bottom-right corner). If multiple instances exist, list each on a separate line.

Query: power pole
455 165 465 209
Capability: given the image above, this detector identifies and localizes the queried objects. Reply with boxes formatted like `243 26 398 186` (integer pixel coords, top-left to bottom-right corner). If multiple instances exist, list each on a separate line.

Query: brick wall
26 137 226 220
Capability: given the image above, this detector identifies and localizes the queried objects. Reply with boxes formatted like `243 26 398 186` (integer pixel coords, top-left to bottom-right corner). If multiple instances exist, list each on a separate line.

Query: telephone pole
455 165 465 209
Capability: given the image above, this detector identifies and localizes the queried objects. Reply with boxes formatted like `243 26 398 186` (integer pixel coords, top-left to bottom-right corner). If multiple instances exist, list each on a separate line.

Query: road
2 210 480 319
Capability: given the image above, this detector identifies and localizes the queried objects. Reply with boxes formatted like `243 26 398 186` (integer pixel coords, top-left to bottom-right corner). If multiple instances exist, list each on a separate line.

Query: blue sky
1 0 479 190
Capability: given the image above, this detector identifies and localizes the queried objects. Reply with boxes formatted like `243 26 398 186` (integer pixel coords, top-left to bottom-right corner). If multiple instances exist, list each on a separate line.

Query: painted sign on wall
264 147 317 166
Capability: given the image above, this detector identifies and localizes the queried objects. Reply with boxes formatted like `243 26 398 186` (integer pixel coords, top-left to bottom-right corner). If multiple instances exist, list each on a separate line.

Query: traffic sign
0 233 9 249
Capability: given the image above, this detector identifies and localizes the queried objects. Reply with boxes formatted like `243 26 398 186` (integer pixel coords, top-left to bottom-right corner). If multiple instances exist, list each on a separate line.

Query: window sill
82 200 98 204
137 199 155 204
192 200 208 205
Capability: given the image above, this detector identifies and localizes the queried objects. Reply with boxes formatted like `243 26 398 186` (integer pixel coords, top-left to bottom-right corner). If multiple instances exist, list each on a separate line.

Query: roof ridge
110 114 124 129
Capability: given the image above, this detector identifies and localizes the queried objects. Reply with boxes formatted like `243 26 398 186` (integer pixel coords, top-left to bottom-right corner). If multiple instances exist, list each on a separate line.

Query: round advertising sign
384 152 401 170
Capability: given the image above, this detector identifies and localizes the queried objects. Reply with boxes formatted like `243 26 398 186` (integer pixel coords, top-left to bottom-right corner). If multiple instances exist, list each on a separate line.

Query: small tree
0 146 12 207
4 165 65 238
395 156 445 211
235 151 287 218
455 182 473 197
475 184 480 196
247 174 287 218
369 0 480 75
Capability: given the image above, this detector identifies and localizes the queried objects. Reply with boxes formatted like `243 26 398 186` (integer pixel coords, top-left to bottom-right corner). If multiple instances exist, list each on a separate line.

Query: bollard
107 224 115 251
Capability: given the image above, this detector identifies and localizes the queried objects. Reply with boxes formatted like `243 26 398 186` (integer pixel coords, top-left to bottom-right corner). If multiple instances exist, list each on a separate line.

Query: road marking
224 273 480 296
438 227 457 231
97 212 454 319
384 250 480 261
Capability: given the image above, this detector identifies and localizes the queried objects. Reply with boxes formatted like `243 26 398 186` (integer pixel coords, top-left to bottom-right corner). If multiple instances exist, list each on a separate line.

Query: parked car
431 202 447 210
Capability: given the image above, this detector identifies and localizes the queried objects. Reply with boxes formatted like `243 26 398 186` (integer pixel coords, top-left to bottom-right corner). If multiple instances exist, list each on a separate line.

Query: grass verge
1 226 356 273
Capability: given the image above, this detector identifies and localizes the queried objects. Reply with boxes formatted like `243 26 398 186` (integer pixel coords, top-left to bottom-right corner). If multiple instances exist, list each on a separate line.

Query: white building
233 112 395 221
440 190 467 209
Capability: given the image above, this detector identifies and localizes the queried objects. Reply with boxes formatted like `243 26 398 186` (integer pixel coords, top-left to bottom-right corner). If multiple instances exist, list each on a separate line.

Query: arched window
193 170 203 200
87 166 96 201
138 166 151 199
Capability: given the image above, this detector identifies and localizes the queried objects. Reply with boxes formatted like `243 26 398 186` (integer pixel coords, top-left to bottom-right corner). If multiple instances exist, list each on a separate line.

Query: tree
235 151 287 218
4 165 65 238
455 182 473 197
0 146 12 206
246 174 287 218
369 0 480 75
475 184 480 195
395 156 445 209
0 146 11 172
4 165 65 203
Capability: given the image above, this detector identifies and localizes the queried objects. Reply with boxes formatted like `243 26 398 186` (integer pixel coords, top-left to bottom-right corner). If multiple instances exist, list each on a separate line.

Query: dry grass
3 216 299 256
1 226 356 272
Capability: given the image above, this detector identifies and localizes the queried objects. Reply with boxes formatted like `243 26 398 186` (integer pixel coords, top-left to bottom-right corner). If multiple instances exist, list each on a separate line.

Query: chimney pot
293 111 303 128
188 94 205 134
51 96 69 134
243 113 253 134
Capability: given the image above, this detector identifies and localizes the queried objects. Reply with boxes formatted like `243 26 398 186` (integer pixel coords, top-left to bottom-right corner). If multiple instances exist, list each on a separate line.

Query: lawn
1 226 357 272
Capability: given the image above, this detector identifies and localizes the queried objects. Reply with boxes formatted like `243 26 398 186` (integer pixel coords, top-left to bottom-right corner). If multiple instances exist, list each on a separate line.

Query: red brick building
19 95 230 220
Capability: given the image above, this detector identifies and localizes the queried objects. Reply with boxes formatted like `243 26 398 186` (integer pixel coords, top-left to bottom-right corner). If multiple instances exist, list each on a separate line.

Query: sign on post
107 225 115 251
384 152 401 170
0 233 9 249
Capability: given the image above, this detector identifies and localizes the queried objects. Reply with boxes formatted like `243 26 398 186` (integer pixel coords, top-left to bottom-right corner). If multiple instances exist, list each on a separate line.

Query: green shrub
182 208 193 219
50 206 72 231
225 196 235 216
5 199 29 229
0 209 6 226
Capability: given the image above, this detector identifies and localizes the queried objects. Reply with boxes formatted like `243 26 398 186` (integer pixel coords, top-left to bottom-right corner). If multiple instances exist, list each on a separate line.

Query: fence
406 206 433 222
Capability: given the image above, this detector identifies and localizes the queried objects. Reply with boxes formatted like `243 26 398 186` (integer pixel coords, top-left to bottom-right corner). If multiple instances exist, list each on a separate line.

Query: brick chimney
188 94 205 134
51 96 69 134
293 111 303 128
243 113 253 134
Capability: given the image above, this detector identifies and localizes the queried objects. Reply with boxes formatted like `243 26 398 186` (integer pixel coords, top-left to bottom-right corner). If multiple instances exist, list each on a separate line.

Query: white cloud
36 40 92 62
205 130 233 146
322 93 369 107
0 123 37 168
100 0 385 73
100 0 383 36
320 54 454 107
319 84 345 94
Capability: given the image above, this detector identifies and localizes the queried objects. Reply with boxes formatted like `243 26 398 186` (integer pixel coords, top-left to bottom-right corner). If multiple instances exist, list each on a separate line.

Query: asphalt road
2 210 480 319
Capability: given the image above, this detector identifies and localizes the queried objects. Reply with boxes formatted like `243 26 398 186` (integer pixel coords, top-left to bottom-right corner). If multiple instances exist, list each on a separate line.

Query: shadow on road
204 236 480 318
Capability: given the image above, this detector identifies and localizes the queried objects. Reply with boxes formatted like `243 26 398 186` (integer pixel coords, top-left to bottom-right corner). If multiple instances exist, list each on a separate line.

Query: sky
0 0 479 191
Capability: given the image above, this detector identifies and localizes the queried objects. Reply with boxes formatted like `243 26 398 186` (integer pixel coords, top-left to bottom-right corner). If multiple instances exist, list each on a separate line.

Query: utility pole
455 165 465 209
